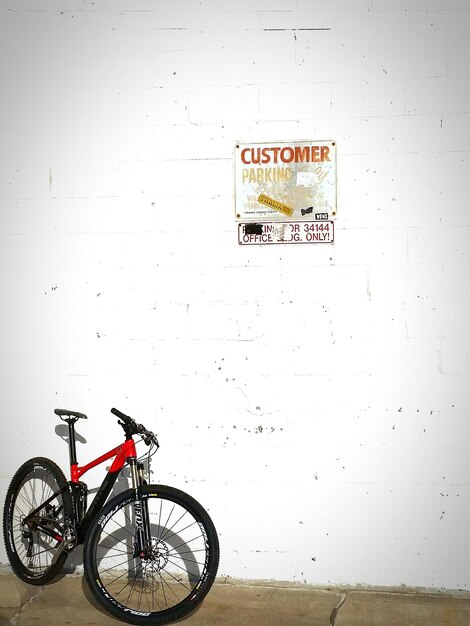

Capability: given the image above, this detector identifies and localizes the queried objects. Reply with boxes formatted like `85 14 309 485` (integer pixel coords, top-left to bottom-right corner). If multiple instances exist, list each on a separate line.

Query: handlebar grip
111 407 132 422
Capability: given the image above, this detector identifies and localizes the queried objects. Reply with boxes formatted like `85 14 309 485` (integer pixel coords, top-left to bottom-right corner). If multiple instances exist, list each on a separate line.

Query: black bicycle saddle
54 408 88 420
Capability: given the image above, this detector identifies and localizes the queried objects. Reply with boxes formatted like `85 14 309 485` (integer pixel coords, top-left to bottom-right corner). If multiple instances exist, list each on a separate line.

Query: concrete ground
1 571 470 626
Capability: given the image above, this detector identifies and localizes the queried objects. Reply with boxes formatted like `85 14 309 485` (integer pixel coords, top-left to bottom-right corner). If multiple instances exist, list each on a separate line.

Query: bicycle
3 407 219 625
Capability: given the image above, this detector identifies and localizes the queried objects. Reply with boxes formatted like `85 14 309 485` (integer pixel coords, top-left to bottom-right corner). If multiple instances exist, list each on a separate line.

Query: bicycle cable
135 437 159 464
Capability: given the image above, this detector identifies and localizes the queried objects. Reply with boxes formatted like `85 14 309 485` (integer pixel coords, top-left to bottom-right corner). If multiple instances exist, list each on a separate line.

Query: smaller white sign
238 221 334 246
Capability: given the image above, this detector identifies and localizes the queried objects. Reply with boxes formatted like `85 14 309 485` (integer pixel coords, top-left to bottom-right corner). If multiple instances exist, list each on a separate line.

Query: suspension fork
129 459 152 556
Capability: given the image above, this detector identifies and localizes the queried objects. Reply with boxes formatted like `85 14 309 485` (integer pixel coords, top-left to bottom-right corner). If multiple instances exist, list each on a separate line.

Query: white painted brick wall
0 0 469 591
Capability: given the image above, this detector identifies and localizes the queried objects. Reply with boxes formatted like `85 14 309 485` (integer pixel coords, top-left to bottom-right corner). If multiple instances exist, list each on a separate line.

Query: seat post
67 418 79 467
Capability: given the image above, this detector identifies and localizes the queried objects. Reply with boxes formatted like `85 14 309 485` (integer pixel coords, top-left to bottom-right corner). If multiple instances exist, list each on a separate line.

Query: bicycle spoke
99 525 134 543
169 532 206 553
98 544 132 556
159 509 188 542
159 565 192 592
159 519 198 544
99 557 137 577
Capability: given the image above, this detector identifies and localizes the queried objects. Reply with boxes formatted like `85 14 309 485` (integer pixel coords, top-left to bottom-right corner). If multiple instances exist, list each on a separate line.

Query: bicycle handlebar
111 407 159 447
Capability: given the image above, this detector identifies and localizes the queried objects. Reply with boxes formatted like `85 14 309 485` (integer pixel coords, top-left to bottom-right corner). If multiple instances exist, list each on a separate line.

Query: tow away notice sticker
238 221 334 245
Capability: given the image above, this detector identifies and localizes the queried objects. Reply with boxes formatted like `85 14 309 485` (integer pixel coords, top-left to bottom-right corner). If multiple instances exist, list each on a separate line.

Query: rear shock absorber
71 481 88 522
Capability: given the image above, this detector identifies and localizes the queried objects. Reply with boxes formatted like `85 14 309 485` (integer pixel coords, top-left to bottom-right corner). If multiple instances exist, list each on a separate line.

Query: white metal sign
238 221 334 245
235 141 336 222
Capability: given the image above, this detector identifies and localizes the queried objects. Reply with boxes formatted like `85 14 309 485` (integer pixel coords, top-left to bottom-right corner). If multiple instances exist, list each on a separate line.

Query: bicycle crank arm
50 525 77 565
50 535 67 566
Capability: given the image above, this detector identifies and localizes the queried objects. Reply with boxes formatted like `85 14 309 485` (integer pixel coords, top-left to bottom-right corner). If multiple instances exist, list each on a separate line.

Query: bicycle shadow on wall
54 424 132 575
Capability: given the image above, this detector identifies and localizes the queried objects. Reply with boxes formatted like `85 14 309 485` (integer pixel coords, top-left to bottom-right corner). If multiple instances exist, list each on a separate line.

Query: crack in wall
329 592 347 626
9 586 44 626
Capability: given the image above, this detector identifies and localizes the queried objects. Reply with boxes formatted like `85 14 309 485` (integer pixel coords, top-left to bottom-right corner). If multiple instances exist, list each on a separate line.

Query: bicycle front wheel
3 457 73 584
83 484 219 625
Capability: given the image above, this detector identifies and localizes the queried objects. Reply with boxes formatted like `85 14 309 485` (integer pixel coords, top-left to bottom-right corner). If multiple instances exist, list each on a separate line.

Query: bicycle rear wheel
3 457 73 584
84 484 219 625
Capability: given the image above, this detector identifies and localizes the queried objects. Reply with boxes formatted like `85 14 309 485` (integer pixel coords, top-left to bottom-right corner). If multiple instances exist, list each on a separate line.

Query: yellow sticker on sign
257 194 294 218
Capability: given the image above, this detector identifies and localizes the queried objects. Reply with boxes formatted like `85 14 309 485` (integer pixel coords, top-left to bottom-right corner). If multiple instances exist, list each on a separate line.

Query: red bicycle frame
70 439 137 483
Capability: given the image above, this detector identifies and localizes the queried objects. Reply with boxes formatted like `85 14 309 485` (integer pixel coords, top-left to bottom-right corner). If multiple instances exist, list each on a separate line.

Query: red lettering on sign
280 147 295 163
241 148 250 165
240 145 332 165
321 146 330 161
